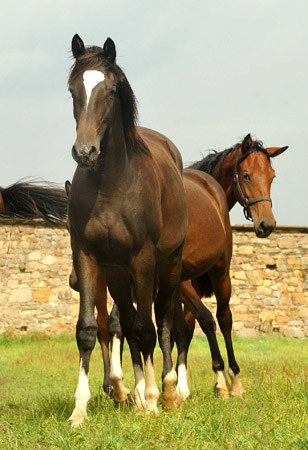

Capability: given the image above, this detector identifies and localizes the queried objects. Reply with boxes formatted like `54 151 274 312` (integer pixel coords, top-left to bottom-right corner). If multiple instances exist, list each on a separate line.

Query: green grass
0 334 307 449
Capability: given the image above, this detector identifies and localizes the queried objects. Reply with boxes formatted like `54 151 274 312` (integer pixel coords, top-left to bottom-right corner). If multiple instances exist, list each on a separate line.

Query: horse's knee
134 319 156 355
76 318 97 352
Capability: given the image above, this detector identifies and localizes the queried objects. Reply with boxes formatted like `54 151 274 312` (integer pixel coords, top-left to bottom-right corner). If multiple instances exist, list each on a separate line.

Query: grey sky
1 0 307 225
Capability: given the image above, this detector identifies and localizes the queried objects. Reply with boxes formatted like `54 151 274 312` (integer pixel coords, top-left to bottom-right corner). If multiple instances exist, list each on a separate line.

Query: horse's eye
243 173 250 181
109 89 116 96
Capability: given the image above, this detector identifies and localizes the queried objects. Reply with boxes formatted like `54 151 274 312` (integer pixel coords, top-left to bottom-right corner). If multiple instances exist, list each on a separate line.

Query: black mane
189 139 269 179
69 46 148 155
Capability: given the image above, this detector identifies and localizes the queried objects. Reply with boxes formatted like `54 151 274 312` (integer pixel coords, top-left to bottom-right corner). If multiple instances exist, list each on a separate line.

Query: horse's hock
0 219 307 338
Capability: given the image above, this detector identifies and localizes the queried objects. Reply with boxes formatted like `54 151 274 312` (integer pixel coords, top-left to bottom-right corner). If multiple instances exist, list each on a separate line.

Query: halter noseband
233 147 272 221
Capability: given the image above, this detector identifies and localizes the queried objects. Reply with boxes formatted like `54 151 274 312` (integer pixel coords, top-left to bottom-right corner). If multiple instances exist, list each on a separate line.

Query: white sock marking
176 363 190 399
83 70 105 108
110 335 123 381
75 359 91 406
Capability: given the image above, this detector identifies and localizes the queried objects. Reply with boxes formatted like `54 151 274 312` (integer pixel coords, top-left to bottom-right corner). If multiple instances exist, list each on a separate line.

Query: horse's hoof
114 388 134 407
230 388 245 397
162 392 181 411
68 415 85 428
214 383 230 398
103 384 114 399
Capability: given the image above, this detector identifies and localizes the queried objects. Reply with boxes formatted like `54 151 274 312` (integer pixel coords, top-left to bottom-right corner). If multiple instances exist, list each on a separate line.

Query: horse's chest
82 213 143 266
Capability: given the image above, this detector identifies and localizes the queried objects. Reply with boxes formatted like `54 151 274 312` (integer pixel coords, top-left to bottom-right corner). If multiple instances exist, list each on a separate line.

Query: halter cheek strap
234 149 272 221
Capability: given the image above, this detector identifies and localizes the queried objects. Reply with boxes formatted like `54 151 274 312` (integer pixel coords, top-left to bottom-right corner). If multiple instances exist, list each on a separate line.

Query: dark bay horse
0 179 67 225
67 35 187 426
104 134 288 402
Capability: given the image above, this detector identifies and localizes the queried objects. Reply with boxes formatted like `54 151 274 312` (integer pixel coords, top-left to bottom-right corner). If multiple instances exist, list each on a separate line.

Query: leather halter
233 147 272 221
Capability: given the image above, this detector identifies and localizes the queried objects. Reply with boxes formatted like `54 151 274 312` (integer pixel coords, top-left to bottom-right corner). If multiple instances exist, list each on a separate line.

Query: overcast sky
1 0 307 225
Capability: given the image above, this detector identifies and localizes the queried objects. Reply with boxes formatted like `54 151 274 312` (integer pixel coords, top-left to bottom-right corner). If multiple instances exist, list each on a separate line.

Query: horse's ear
65 180 71 196
72 34 85 58
103 37 116 63
265 146 288 158
242 134 253 154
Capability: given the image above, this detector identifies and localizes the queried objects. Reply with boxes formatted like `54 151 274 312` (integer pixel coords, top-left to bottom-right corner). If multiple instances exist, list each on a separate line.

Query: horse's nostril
89 146 97 156
260 221 267 233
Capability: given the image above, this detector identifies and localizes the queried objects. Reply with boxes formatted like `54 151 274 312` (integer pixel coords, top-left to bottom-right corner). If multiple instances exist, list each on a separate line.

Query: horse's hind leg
106 267 149 411
95 269 113 397
180 280 230 397
173 298 193 403
69 250 99 428
108 302 133 404
210 268 245 397
155 250 184 411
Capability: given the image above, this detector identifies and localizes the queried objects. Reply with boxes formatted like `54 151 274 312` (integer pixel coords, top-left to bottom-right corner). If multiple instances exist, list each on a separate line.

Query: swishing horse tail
191 272 214 299
0 179 68 225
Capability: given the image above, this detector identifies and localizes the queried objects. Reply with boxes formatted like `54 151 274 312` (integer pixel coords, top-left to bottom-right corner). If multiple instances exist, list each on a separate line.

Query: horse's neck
97 111 132 186
212 149 238 211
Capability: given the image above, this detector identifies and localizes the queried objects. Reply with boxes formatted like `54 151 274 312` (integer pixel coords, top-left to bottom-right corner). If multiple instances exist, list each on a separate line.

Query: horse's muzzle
72 144 99 168
255 220 276 238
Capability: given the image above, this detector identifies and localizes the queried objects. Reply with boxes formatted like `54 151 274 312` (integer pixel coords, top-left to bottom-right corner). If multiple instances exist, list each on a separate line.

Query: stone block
41 255 57 265
234 271 247 280
32 289 51 302
291 293 306 305
246 270 263 286
9 288 32 303
278 237 296 249
259 310 276 322
276 315 289 324
259 322 273 334
28 250 41 261
238 246 254 255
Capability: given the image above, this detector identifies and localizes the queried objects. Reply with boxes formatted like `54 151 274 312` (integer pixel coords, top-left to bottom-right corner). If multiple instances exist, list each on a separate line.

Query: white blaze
83 70 105 107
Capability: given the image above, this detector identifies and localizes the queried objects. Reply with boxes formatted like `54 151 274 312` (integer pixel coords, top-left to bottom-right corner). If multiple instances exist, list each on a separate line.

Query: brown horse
174 135 288 399
105 134 288 402
67 35 187 427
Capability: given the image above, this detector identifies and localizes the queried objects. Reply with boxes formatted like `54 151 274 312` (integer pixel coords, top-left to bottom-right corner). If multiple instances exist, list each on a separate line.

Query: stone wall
0 219 307 338
202 225 308 339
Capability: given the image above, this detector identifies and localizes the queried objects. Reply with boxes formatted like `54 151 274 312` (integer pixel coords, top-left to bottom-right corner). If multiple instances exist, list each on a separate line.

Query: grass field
0 333 307 450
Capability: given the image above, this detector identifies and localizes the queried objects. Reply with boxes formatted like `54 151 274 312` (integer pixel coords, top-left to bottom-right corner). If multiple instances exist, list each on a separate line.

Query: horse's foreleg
181 280 230 397
212 271 244 397
68 251 98 428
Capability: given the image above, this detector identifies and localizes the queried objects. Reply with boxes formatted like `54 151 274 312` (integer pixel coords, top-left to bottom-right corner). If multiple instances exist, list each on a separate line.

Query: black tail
0 178 68 225
191 273 214 299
